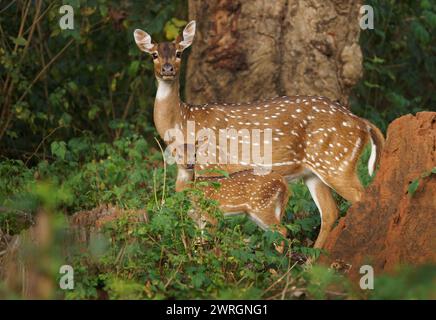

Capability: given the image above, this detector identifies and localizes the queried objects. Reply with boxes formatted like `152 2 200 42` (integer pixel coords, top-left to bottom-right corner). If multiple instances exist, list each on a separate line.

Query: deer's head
133 21 196 81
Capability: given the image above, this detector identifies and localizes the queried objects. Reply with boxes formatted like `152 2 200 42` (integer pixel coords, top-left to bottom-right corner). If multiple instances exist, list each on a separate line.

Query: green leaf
285 223 302 235
99 4 108 17
408 179 420 197
420 0 432 10
59 112 72 126
81 7 96 16
128 60 140 77
211 181 221 189
110 77 117 91
411 21 430 45
163 18 187 40
67 81 78 93
386 92 409 109
370 56 385 64
88 105 100 120
11 36 27 46
164 22 179 41
65 0 80 8
364 81 383 89
423 10 436 28
51 141 67 160
197 168 230 178
432 167 436 174
171 18 187 28
50 28 61 37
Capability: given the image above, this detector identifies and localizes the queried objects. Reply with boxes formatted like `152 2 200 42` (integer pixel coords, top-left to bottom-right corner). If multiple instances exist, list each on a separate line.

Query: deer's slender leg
305 175 339 249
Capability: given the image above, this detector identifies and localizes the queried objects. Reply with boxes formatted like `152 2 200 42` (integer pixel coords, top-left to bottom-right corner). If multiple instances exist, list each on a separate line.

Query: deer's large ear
134 29 155 53
179 20 196 51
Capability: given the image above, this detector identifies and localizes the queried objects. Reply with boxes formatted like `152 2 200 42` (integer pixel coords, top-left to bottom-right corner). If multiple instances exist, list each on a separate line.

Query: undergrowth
1 135 434 300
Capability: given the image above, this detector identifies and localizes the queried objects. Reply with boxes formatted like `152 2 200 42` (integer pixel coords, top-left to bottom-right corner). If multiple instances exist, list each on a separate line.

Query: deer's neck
154 79 182 140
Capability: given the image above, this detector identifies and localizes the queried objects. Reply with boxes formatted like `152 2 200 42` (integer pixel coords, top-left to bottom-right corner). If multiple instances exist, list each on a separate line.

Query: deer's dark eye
176 51 182 59
152 52 158 60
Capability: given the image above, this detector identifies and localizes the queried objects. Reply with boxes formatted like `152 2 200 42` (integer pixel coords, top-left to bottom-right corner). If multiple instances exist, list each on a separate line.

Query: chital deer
177 167 290 251
133 20 385 249
173 144 289 250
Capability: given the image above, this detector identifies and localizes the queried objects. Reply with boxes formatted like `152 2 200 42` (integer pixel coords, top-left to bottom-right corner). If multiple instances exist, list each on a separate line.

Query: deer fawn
134 21 385 249
172 143 289 251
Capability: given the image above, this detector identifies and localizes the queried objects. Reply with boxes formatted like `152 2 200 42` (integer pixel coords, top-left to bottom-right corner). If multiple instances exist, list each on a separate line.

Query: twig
280 269 293 300
114 242 127 267
154 137 167 208
266 288 306 300
262 261 298 295
281 249 294 300
152 169 159 208
164 262 182 289
23 2 54 35
115 93 135 140
0 0 17 15
25 125 64 166
0 39 74 141
19 0 43 65
15 38 74 106
0 0 31 139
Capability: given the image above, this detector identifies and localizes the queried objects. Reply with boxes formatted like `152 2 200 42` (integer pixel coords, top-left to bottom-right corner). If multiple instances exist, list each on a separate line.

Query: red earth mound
321 112 436 277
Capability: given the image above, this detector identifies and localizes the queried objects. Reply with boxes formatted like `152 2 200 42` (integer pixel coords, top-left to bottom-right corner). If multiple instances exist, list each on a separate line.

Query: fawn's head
133 21 196 81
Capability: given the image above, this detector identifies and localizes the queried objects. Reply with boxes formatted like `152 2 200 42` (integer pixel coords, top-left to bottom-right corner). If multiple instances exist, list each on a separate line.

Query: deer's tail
365 120 385 176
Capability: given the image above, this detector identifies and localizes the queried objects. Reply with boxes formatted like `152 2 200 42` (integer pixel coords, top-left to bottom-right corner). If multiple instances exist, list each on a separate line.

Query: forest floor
0 136 434 299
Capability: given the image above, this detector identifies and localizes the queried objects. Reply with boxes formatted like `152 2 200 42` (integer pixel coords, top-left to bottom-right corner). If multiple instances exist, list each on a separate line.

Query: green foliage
408 179 420 196
0 145 301 299
164 18 187 40
351 0 436 131
66 196 292 299
357 144 374 187
1 0 435 300
0 0 187 159
285 181 320 249
1 136 434 299
51 141 67 161
304 266 351 300
368 265 436 299
407 167 436 197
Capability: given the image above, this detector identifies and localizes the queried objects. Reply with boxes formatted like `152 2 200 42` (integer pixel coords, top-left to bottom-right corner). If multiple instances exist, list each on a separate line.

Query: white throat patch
156 80 173 101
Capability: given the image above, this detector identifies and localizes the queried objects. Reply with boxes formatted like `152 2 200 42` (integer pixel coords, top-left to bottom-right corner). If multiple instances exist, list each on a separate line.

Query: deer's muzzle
161 63 175 77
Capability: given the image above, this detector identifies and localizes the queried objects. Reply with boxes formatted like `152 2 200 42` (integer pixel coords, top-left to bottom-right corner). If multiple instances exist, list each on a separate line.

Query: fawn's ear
179 20 196 51
134 29 155 53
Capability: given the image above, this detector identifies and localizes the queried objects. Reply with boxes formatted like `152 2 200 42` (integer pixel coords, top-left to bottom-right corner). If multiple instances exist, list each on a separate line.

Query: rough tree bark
186 0 363 105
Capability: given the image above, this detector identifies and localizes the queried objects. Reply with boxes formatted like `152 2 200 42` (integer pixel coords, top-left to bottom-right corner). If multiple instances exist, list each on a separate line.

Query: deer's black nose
162 63 174 75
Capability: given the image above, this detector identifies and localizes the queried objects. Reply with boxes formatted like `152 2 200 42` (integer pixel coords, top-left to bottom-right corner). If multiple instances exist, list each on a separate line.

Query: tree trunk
186 0 363 106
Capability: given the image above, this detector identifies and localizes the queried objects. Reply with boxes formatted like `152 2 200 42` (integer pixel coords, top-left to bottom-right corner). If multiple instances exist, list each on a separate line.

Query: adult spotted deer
134 21 385 249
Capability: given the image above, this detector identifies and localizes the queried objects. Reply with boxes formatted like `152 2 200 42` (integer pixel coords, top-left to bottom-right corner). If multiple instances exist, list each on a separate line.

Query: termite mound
320 112 436 278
